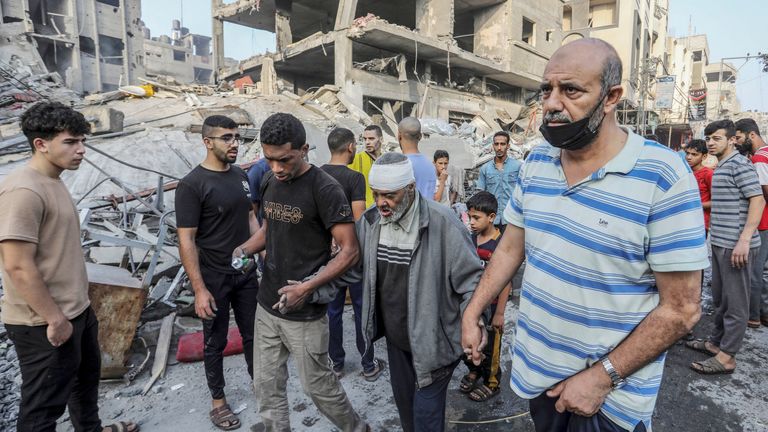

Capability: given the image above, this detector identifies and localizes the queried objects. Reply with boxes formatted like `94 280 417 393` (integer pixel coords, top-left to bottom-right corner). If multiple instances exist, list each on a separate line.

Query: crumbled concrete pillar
260 57 277 96
275 0 293 51
211 0 225 81
416 0 453 39
79 106 124 134
334 0 358 30
334 31 352 89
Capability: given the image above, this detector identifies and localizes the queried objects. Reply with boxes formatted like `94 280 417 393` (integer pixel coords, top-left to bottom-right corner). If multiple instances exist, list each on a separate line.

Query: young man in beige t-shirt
0 102 139 432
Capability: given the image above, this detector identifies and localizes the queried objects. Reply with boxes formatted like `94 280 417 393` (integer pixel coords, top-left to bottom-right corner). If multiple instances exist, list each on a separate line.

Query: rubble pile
0 22 81 125
0 324 21 430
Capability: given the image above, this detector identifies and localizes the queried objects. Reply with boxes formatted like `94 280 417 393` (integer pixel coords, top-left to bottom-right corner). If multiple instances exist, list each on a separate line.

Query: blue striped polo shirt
504 129 709 431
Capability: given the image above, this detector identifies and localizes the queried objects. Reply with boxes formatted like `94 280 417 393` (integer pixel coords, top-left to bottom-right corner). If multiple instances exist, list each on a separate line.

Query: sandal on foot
459 372 479 393
103 422 140 432
468 384 500 402
362 358 386 382
690 356 735 375
747 319 761 328
684 339 719 355
210 404 241 431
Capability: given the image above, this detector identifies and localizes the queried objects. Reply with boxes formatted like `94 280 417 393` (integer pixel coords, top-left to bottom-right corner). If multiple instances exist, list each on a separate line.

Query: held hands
47 318 73 347
439 169 449 183
461 314 488 366
273 280 312 314
546 364 613 417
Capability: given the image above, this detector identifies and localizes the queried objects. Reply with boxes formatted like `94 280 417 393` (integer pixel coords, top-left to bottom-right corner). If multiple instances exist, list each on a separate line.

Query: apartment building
143 20 214 84
211 0 566 126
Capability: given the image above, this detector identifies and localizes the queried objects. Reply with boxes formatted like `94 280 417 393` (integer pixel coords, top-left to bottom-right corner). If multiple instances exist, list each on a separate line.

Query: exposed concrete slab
349 20 539 89
220 31 336 81
215 0 339 41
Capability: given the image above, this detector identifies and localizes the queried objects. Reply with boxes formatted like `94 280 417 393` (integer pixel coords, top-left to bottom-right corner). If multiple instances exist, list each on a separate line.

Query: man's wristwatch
600 356 626 390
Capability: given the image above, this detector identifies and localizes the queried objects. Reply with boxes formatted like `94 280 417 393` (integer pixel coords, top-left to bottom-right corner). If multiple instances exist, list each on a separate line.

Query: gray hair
601 55 622 96
375 152 408 165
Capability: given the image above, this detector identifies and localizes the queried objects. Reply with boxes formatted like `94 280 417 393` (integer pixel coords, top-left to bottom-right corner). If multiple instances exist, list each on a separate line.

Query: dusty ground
48 299 767 432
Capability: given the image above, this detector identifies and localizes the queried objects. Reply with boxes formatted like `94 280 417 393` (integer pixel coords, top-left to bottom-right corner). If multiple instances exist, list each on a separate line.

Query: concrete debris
354 54 408 82
0 334 21 430
0 23 80 124
80 106 125 135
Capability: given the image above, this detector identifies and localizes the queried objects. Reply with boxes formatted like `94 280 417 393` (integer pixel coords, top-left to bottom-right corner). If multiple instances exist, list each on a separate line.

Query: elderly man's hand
461 313 488 366
546 364 613 417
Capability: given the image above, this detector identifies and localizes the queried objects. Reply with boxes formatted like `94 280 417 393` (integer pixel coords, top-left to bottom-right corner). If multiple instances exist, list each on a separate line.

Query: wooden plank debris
142 312 177 395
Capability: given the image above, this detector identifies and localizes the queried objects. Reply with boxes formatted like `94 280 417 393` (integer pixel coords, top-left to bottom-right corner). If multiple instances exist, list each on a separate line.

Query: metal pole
716 59 724 119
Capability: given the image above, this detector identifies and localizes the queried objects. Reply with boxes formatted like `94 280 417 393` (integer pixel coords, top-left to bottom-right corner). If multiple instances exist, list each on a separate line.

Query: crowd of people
0 36 761 432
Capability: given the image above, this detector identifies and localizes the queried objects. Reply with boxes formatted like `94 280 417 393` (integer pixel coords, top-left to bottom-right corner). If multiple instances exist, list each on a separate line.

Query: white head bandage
368 158 415 191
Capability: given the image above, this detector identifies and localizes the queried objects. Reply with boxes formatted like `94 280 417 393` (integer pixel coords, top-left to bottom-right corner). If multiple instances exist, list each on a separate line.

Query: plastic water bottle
231 250 253 272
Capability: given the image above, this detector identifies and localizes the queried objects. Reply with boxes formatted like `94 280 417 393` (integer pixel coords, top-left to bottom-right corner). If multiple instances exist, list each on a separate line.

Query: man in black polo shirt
176 115 258 430
236 113 367 432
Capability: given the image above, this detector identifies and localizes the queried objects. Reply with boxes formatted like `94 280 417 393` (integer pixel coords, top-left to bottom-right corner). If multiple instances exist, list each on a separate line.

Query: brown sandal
210 404 241 431
103 422 140 432
468 384 500 402
690 356 735 375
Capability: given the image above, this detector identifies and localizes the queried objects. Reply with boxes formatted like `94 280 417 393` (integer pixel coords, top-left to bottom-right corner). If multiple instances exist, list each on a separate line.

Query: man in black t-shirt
322 128 384 382
236 113 367 432
175 115 258 431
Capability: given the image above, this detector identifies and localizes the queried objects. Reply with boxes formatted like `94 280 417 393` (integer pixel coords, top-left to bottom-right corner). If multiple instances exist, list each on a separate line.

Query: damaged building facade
212 0 566 134
0 0 145 93
143 20 215 85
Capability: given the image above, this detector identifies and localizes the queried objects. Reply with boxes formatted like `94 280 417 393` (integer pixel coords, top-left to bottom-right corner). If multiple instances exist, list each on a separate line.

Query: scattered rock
301 417 319 427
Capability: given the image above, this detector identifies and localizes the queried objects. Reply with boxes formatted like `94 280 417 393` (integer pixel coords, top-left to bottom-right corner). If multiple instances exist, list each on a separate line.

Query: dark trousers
327 281 375 372
462 303 503 389
386 341 457 432
709 245 756 355
6 307 102 432
200 265 259 400
530 392 647 432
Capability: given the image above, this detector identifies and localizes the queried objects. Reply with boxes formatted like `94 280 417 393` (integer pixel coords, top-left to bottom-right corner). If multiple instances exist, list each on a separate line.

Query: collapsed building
212 0 565 137
0 0 145 93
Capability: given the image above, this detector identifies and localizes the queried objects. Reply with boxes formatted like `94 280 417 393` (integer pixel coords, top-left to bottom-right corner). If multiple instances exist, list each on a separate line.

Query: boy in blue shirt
459 191 512 401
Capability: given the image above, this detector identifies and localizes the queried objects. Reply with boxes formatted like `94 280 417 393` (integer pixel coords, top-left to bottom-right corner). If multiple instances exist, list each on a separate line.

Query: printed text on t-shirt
264 201 304 224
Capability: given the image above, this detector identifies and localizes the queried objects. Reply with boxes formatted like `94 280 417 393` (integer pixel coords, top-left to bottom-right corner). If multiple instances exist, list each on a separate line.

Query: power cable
448 410 530 425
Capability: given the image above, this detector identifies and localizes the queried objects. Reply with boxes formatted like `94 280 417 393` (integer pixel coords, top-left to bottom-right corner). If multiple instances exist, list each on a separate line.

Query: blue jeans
327 282 375 372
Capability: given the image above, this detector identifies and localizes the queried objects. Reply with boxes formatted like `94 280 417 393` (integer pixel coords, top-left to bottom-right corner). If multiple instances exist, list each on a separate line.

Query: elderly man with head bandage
327 152 486 432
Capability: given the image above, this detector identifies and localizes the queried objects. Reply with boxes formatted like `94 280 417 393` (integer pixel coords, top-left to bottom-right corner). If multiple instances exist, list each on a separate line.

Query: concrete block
79 106 124 134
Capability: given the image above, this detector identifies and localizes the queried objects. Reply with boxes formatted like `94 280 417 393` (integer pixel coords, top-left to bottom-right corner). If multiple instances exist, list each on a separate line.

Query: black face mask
539 96 607 151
